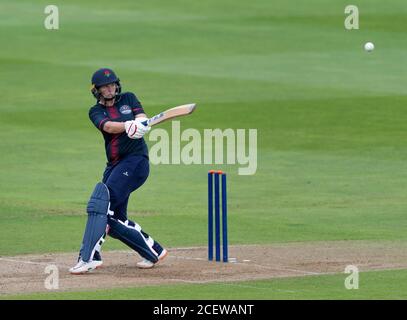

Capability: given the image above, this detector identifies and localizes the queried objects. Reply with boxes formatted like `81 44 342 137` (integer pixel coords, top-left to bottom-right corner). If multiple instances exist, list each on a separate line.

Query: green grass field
1 0 407 299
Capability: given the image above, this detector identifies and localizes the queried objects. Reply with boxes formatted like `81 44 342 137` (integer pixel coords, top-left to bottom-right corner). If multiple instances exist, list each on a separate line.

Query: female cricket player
69 68 167 274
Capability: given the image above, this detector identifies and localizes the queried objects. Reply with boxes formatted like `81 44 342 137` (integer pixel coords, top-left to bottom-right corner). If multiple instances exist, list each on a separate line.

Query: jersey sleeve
129 93 145 116
89 106 109 131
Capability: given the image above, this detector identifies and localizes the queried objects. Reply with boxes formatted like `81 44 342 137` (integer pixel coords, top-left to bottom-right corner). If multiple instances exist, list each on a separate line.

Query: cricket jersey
89 92 148 165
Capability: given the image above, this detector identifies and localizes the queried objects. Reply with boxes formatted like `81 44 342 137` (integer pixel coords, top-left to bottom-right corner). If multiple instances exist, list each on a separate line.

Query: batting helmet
91 68 122 100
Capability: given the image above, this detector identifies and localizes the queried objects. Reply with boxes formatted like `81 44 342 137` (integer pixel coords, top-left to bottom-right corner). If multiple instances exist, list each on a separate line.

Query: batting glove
125 117 151 139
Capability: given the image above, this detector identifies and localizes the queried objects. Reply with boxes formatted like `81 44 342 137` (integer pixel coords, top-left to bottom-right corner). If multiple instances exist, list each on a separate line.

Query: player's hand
134 117 151 138
124 118 151 139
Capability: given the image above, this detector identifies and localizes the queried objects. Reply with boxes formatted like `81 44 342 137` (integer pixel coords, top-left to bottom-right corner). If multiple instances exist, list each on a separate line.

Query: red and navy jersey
89 92 148 165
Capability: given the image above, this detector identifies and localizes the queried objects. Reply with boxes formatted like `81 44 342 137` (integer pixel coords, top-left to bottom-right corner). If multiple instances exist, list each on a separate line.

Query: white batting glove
125 117 151 139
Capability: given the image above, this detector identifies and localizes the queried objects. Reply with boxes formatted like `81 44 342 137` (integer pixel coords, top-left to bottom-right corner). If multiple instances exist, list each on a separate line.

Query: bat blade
145 103 197 127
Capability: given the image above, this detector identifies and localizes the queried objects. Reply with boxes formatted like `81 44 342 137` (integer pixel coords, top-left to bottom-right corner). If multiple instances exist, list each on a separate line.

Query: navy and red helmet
91 68 122 99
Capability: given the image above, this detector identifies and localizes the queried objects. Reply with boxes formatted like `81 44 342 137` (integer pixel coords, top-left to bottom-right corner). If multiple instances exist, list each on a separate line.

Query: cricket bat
142 103 197 127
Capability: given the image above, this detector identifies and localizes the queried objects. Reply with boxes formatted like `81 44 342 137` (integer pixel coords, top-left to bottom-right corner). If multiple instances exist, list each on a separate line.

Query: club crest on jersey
119 105 132 115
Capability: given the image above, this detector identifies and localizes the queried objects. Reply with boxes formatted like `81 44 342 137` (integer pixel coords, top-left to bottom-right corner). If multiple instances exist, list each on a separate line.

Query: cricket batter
69 68 168 274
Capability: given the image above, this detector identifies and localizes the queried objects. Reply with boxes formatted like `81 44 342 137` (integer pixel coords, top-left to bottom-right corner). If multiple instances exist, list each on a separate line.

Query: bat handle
141 119 150 127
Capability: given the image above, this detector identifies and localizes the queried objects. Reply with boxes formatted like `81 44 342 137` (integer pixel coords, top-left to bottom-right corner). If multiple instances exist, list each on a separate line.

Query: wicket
208 170 228 262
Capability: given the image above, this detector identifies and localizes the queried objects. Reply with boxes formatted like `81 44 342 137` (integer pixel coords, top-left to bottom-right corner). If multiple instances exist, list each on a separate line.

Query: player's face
99 83 116 99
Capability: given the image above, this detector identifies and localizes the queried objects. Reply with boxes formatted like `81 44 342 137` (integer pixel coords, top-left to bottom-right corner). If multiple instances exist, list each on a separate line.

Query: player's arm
103 113 148 134
103 121 125 134
135 113 147 119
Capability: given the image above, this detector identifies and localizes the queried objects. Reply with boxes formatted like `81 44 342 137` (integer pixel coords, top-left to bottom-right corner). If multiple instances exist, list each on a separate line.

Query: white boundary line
0 257 52 266
167 254 324 275
0 257 71 268
234 261 324 275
